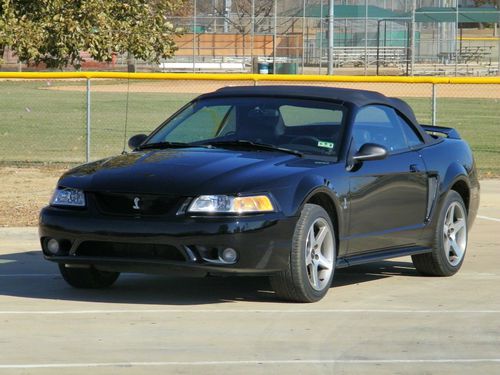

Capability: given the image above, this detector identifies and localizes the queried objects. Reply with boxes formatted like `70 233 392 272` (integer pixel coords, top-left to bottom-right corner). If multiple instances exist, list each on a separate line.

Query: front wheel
270 204 336 303
412 190 468 276
58 264 120 288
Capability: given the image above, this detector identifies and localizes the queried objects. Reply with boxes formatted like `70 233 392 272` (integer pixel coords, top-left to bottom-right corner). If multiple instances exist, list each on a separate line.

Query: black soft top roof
200 85 420 126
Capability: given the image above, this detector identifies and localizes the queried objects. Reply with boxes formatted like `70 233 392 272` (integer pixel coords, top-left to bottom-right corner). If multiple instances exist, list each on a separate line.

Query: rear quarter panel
419 137 480 245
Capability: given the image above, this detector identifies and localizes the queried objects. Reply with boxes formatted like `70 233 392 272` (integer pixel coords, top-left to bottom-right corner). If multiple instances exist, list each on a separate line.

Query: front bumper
39 206 297 275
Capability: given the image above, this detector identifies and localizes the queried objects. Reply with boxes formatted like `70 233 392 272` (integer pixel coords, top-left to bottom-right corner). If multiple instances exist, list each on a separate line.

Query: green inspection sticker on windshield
317 141 334 149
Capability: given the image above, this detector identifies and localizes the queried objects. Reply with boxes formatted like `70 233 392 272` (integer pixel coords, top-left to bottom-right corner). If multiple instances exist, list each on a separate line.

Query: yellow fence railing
1 72 500 84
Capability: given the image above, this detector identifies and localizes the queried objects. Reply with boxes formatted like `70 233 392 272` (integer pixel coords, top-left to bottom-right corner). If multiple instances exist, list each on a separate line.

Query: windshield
146 96 346 156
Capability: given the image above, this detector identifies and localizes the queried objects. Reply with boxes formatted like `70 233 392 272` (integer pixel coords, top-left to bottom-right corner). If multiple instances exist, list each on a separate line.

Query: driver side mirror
128 134 148 150
352 143 388 162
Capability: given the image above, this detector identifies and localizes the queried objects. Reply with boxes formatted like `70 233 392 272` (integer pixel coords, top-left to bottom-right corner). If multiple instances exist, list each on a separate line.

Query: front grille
76 241 186 262
93 192 181 216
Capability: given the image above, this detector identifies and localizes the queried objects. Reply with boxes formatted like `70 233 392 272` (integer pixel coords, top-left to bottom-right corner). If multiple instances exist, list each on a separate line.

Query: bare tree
197 0 304 58
198 0 275 34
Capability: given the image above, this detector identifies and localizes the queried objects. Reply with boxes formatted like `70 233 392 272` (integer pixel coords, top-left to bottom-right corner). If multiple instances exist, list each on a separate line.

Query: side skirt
336 246 432 268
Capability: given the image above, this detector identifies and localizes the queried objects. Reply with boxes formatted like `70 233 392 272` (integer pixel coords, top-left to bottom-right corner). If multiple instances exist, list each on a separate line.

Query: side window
352 105 408 153
396 114 424 148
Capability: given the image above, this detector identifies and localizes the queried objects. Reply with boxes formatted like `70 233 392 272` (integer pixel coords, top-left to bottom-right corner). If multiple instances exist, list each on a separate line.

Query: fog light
46 238 60 255
220 248 238 264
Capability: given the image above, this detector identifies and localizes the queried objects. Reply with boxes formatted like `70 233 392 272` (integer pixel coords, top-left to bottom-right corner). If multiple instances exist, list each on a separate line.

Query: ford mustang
39 86 479 302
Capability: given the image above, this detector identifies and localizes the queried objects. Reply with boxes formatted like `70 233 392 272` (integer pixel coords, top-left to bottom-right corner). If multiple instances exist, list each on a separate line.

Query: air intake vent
93 192 181 216
76 241 186 262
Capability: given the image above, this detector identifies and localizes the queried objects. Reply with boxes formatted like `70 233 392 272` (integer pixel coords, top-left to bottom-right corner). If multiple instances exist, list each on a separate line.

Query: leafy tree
0 0 12 63
0 0 188 69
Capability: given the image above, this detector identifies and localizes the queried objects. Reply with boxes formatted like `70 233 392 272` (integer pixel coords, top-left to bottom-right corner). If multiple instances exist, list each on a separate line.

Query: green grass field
0 80 498 176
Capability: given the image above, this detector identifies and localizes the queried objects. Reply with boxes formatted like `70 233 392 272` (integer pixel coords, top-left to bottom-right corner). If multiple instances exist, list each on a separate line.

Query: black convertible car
40 86 479 302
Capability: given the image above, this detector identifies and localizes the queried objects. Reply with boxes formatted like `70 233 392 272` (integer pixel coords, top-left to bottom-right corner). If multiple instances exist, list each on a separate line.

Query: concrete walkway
0 181 499 374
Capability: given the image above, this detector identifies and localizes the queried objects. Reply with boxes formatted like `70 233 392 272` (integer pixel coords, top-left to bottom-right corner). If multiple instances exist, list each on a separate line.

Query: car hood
58 148 323 196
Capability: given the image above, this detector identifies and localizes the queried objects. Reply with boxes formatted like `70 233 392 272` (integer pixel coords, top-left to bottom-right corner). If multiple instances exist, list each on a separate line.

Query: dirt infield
0 166 64 227
44 80 500 98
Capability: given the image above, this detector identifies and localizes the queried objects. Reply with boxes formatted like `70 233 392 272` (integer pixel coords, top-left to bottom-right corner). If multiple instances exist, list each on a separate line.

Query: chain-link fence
0 74 498 176
2 1 498 76
161 0 500 77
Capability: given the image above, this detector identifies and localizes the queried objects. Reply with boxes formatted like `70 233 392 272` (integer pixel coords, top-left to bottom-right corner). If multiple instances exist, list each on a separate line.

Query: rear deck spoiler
421 125 461 139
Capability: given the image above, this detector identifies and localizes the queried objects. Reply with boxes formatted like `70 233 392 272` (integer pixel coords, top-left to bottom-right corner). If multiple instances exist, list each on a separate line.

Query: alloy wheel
443 201 467 267
304 218 335 291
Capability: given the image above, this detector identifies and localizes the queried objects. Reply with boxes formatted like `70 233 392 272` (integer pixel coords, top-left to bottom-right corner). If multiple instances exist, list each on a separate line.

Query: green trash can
284 63 298 74
273 63 298 74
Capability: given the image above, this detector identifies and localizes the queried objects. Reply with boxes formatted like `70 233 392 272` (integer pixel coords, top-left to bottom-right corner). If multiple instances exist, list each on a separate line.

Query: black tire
270 203 336 303
58 264 120 288
412 190 468 276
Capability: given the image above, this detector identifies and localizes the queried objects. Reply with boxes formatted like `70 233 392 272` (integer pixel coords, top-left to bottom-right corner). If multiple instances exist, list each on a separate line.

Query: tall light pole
302 0 306 73
327 0 334 75
251 0 255 63
273 0 277 74
193 0 197 72
497 16 500 76
410 0 416 76
319 0 324 74
364 0 368 75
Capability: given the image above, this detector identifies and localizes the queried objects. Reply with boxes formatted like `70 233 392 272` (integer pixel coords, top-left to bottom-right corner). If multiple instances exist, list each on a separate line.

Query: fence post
86 78 91 163
431 83 437 126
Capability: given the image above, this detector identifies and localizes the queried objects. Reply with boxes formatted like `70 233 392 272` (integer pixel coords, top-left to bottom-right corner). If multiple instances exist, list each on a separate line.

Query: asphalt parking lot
0 180 499 375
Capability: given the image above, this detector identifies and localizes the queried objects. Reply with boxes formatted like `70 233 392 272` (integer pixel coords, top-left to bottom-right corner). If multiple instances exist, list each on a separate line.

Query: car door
347 105 428 254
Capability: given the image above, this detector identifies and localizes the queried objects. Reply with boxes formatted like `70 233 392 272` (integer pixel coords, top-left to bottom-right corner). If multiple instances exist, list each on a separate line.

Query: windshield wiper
136 141 208 150
201 140 303 157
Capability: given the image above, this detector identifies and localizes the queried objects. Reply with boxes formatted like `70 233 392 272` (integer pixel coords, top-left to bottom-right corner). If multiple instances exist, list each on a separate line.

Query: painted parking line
0 273 147 277
0 274 59 277
1 359 500 369
0 309 499 315
477 215 500 223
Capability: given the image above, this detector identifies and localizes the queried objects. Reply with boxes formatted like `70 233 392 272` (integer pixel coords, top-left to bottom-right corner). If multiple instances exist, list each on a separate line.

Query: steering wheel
289 135 321 146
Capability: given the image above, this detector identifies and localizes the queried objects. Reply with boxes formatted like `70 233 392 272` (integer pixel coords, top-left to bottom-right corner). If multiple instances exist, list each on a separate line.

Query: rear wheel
58 264 120 288
270 204 336 303
412 190 467 276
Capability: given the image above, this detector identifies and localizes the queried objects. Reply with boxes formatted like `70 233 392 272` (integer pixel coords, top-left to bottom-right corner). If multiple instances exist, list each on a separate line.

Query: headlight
188 194 275 214
50 187 86 207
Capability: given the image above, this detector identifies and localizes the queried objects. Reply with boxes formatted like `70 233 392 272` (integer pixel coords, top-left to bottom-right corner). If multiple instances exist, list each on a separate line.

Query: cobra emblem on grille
132 197 141 210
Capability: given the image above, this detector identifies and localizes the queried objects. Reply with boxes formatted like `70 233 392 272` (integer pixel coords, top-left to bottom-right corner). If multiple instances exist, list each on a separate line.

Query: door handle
409 164 420 173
